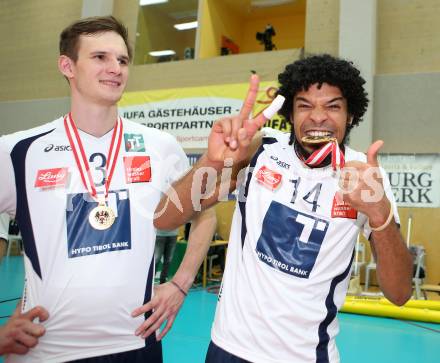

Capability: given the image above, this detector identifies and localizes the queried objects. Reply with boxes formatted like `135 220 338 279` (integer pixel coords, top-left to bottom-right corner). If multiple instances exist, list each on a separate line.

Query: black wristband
170 280 187 296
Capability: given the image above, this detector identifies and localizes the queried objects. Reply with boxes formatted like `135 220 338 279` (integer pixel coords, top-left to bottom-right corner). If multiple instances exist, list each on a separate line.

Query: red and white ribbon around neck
64 113 123 203
304 140 345 170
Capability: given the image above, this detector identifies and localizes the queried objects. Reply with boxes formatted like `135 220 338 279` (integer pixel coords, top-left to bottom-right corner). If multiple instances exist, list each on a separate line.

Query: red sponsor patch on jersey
256 166 282 190
35 168 68 188
331 195 358 219
124 156 151 183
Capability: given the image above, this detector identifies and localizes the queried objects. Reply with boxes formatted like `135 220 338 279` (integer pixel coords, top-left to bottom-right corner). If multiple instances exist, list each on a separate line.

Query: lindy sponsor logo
35 167 68 188
124 133 145 152
270 155 290 169
123 156 151 183
331 195 358 219
256 166 282 190
44 144 71 152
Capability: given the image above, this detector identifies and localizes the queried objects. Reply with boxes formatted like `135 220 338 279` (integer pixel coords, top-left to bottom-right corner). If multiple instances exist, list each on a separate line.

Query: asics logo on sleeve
270 155 291 169
44 144 72 152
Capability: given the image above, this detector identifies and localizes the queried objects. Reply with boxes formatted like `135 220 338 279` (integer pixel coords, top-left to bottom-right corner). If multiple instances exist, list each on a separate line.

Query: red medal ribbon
304 140 345 170
64 113 123 202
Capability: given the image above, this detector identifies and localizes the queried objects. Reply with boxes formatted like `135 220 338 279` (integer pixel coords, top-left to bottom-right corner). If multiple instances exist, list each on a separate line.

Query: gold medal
64 113 123 232
303 137 345 170
301 135 336 145
88 204 116 230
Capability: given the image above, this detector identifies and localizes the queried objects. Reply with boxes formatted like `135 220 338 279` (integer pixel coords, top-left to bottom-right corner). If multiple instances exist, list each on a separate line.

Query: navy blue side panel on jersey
143 256 156 347
237 137 277 249
255 201 329 278
66 189 131 258
70 340 163 363
205 341 251 363
237 201 247 250
315 252 354 363
10 129 55 279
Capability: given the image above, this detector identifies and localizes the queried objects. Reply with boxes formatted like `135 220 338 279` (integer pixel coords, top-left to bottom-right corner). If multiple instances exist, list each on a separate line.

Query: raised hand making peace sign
207 74 284 165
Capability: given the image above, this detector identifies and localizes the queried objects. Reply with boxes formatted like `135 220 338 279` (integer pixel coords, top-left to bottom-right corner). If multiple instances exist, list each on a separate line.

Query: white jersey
211 131 398 363
0 117 189 363
0 213 9 240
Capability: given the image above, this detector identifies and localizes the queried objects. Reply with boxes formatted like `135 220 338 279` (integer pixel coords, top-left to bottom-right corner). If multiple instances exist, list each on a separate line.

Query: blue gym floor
1 256 438 363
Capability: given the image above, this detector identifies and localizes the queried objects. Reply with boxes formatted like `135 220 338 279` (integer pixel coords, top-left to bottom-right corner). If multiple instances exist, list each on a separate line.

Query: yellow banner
118 81 291 149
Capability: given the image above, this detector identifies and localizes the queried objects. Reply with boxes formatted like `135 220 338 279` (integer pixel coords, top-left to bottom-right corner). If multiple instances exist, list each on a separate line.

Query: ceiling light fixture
139 0 168 6
250 0 294 7
174 21 198 31
149 50 176 57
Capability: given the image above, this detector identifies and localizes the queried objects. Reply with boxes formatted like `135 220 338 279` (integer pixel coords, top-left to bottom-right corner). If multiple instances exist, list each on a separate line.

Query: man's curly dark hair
276 54 369 144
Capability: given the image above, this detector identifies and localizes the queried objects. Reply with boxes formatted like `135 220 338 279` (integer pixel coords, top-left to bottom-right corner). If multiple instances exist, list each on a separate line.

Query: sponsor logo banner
118 82 292 149
35 168 68 188
379 154 440 208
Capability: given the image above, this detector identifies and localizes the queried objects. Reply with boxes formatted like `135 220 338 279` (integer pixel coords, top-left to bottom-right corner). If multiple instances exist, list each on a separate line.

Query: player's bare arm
0 304 49 355
131 208 217 340
154 75 280 230
338 140 413 305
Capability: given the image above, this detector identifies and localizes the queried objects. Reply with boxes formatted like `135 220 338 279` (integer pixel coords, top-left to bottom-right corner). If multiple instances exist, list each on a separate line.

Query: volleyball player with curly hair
155 54 413 363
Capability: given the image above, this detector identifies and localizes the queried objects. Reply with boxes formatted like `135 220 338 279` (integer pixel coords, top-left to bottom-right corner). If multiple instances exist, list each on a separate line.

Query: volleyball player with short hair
0 16 216 362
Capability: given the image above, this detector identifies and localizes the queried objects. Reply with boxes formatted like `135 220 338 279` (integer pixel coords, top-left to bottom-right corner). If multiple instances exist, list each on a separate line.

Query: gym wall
0 0 438 285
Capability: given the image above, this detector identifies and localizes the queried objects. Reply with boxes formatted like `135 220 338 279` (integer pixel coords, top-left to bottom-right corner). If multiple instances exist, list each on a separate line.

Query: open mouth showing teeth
100 81 121 87
302 131 335 145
